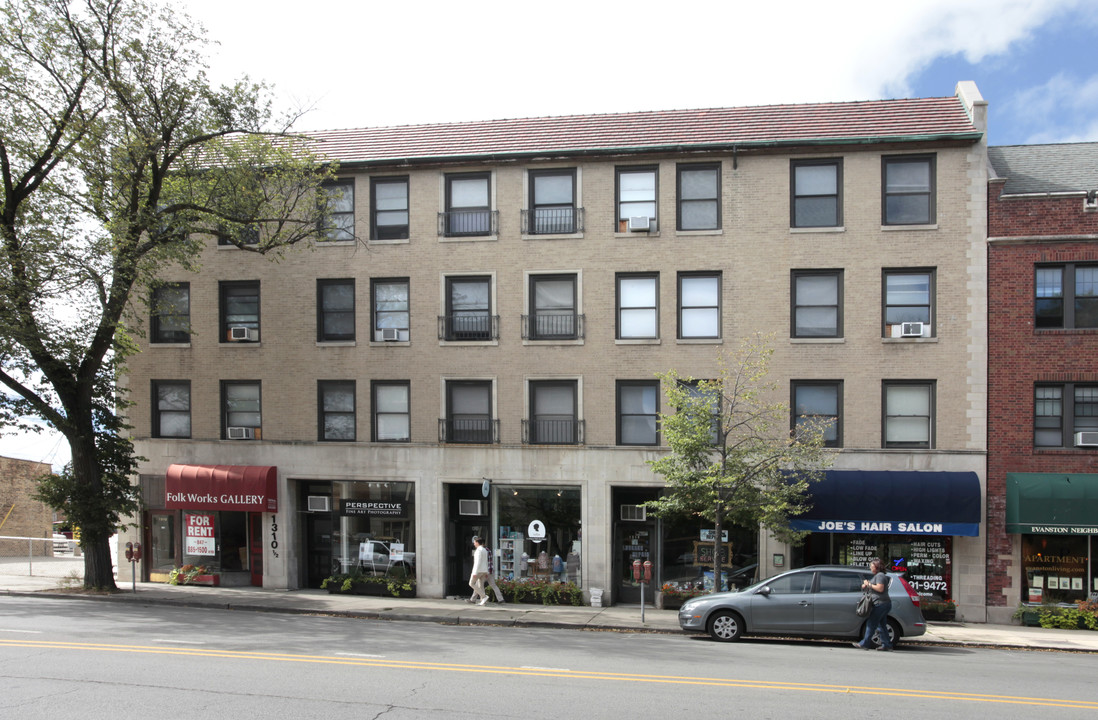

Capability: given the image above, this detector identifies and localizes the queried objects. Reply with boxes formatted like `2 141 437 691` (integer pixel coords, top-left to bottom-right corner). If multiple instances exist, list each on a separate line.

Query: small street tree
646 334 833 592
0 0 338 589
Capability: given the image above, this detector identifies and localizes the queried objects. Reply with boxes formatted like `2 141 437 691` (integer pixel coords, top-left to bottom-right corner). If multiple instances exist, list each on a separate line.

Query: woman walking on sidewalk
468 536 490 605
853 557 893 651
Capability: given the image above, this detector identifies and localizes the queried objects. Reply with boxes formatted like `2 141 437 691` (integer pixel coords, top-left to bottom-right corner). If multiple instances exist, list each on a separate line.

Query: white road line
521 666 571 672
335 652 386 658
0 628 41 634
152 638 207 644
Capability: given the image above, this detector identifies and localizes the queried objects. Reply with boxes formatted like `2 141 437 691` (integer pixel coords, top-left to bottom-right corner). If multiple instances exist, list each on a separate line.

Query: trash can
589 588 603 607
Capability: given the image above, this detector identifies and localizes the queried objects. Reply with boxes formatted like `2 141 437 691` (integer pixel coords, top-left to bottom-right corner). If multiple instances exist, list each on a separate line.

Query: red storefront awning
165 464 278 512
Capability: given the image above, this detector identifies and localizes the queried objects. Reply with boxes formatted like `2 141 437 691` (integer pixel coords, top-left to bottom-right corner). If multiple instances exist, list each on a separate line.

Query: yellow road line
2 639 1095 710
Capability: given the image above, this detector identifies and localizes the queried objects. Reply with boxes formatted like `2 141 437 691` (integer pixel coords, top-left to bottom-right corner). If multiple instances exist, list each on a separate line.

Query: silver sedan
677 565 927 645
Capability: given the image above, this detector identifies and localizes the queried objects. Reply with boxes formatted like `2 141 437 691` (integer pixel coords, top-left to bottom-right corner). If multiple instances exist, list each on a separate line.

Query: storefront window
180 511 249 573
1021 534 1092 604
330 481 416 581
494 487 581 586
659 515 758 592
803 533 953 602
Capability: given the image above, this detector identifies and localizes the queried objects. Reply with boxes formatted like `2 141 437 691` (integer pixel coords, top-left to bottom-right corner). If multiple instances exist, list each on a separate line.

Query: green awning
1005 473 1098 534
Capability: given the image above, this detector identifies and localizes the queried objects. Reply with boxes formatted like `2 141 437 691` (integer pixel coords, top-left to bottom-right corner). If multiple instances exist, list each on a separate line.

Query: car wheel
869 619 901 648
707 611 743 642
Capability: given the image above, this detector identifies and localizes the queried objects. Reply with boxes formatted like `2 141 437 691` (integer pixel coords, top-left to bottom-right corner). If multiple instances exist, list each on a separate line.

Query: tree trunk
70 432 119 591
712 503 723 593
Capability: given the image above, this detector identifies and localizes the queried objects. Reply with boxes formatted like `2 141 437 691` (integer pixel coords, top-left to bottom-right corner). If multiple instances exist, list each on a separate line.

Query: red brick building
986 143 1098 623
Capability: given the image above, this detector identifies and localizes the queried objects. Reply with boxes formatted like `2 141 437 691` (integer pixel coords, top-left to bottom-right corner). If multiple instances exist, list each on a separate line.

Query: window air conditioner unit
381 327 400 342
458 499 486 516
621 504 647 521
226 426 255 440
900 322 926 338
307 496 331 512
1074 431 1098 447
627 216 651 232
229 326 258 341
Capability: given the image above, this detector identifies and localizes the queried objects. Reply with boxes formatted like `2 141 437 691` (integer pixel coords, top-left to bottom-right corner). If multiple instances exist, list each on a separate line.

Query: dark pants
859 600 893 648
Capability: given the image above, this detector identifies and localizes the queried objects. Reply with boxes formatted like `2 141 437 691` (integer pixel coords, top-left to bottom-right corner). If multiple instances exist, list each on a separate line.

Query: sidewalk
3 569 1097 653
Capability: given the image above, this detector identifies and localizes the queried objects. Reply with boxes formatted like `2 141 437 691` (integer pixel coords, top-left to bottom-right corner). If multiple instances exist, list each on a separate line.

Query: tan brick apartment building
118 82 989 617
986 142 1098 623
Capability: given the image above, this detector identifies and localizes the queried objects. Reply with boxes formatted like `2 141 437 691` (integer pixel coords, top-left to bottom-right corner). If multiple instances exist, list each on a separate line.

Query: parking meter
125 542 141 593
643 560 653 583
125 542 133 561
133 542 142 561
632 559 642 582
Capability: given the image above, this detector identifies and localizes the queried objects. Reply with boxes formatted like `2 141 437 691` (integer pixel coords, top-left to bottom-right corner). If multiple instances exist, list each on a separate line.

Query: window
528 169 577 234
677 163 720 231
883 269 934 337
444 172 492 236
372 278 409 342
151 283 190 343
616 166 657 232
222 381 261 439
527 380 579 444
319 179 355 241
1036 264 1098 329
617 380 658 445
882 155 935 225
883 381 934 449
152 380 190 438
443 276 494 340
444 380 495 443
317 279 355 342
220 280 259 342
373 381 410 442
527 274 578 340
616 273 659 339
791 159 842 228
370 177 409 240
217 223 259 246
792 381 842 447
1035 384 1098 447
318 380 355 441
792 270 842 338
681 379 721 445
678 272 721 339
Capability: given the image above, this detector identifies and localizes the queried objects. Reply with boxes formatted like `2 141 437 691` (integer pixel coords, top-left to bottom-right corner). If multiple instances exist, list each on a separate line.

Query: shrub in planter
921 599 957 621
660 584 708 609
321 570 416 598
495 578 584 606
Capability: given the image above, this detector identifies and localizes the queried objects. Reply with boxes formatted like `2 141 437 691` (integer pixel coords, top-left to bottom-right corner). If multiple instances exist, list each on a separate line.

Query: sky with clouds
2 0 1095 469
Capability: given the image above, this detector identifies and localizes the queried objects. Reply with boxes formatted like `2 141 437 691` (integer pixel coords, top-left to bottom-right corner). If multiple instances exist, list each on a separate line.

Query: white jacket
471 544 489 575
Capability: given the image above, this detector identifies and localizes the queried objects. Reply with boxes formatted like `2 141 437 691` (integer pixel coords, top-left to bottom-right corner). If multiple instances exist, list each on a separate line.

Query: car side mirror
756 586 771 596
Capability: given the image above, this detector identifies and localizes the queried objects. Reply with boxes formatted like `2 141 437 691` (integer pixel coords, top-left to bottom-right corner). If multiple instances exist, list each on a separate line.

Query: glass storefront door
616 523 655 604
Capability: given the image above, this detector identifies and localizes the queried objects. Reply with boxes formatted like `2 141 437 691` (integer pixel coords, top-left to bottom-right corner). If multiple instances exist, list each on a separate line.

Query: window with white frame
616 166 657 232
371 177 409 240
372 278 409 342
222 381 261 439
883 269 934 337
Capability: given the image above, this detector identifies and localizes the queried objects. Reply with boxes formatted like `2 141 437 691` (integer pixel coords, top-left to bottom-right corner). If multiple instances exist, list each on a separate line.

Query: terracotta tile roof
303 96 980 166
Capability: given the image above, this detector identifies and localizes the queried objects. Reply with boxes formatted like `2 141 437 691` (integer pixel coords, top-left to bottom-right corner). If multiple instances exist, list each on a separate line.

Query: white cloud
0 426 69 471
1006 72 1098 143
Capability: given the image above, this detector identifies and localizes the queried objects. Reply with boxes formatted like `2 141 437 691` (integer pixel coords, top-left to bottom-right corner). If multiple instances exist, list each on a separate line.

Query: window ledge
675 229 723 237
790 337 845 344
676 338 723 345
369 340 411 347
150 342 191 348
615 338 661 345
314 240 359 247
439 340 500 347
522 233 584 241
439 235 498 243
219 342 262 347
368 238 411 246
881 337 938 344
881 224 938 231
523 339 584 347
317 340 357 347
790 226 845 234
614 231 662 239
1035 327 1098 335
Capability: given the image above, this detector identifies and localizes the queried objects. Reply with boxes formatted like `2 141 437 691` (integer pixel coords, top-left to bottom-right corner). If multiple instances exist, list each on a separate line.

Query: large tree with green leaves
646 334 834 591
0 0 338 589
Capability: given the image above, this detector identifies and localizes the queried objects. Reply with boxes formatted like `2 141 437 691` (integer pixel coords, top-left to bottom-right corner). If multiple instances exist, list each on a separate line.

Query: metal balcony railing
438 209 499 237
438 314 500 341
439 418 499 444
521 313 584 340
520 207 584 235
522 418 585 445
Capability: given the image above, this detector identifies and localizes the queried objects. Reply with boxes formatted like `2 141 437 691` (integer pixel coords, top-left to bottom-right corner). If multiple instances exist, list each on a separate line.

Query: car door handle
799 601 811 606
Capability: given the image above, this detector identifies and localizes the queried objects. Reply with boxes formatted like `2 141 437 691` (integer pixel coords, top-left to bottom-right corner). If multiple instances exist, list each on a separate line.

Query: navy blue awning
789 470 981 536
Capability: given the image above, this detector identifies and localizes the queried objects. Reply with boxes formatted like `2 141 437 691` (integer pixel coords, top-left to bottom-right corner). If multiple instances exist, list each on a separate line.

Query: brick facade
0 455 54 547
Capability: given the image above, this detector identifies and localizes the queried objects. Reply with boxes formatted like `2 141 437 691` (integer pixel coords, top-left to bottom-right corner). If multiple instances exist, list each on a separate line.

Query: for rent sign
185 512 216 556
